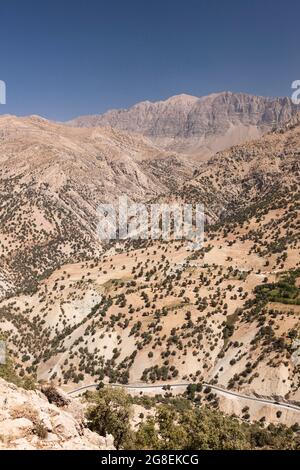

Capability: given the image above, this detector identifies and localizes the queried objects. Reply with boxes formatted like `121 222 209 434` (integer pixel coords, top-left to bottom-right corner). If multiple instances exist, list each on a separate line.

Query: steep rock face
0 378 114 450
68 92 299 158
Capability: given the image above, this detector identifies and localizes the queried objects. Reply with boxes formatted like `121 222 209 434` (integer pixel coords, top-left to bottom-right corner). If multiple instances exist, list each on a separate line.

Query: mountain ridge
68 92 300 159
0 105 299 406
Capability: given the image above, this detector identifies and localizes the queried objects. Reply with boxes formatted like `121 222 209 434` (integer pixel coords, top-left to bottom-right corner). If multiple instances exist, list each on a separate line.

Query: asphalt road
68 381 300 413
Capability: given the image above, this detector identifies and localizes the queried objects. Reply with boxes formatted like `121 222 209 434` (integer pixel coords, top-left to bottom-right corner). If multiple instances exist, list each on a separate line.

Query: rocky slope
68 92 299 158
0 378 114 450
0 114 299 408
171 111 300 226
0 115 197 297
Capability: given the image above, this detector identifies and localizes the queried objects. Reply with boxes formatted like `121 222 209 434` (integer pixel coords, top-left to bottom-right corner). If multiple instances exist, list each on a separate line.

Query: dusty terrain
0 105 299 432
0 115 197 297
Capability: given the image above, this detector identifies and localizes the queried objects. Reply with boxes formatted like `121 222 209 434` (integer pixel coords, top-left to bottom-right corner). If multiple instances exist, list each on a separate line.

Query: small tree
87 387 133 449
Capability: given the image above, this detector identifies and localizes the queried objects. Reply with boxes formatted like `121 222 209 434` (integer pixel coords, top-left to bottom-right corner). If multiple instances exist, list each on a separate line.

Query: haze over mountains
69 92 299 158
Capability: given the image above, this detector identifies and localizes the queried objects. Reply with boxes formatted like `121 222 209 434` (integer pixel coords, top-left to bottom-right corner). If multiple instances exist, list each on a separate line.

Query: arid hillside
0 115 197 297
0 113 299 417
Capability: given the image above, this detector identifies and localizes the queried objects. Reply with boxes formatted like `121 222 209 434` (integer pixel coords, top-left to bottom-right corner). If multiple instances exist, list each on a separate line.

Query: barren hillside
0 115 197 296
0 114 299 413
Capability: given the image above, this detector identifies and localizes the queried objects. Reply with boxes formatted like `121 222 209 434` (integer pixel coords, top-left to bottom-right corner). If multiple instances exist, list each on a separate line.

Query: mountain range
0 92 300 440
69 92 299 159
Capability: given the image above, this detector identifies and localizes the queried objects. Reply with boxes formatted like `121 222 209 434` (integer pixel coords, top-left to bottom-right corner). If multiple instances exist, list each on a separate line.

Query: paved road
68 381 300 413
204 383 300 412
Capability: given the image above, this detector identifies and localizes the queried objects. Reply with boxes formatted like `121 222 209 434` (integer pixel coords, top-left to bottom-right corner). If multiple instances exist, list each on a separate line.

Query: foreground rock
0 378 114 450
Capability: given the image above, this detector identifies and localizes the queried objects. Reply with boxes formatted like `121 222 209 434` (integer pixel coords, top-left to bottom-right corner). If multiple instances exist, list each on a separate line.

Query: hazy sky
0 0 299 120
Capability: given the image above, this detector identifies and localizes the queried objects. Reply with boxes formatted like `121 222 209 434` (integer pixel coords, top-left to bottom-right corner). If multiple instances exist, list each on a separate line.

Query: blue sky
0 0 299 120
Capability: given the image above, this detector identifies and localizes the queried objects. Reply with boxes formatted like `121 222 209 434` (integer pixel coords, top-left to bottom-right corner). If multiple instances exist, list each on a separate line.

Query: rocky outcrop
0 378 114 450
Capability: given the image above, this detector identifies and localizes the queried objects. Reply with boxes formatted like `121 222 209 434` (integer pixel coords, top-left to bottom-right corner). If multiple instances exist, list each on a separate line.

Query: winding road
68 381 300 413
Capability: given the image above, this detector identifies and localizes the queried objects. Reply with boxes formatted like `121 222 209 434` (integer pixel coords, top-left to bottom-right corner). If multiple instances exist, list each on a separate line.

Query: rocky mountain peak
68 92 299 159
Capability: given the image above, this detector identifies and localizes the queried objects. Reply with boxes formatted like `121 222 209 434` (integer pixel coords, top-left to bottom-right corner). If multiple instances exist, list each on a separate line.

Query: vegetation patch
255 269 300 305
